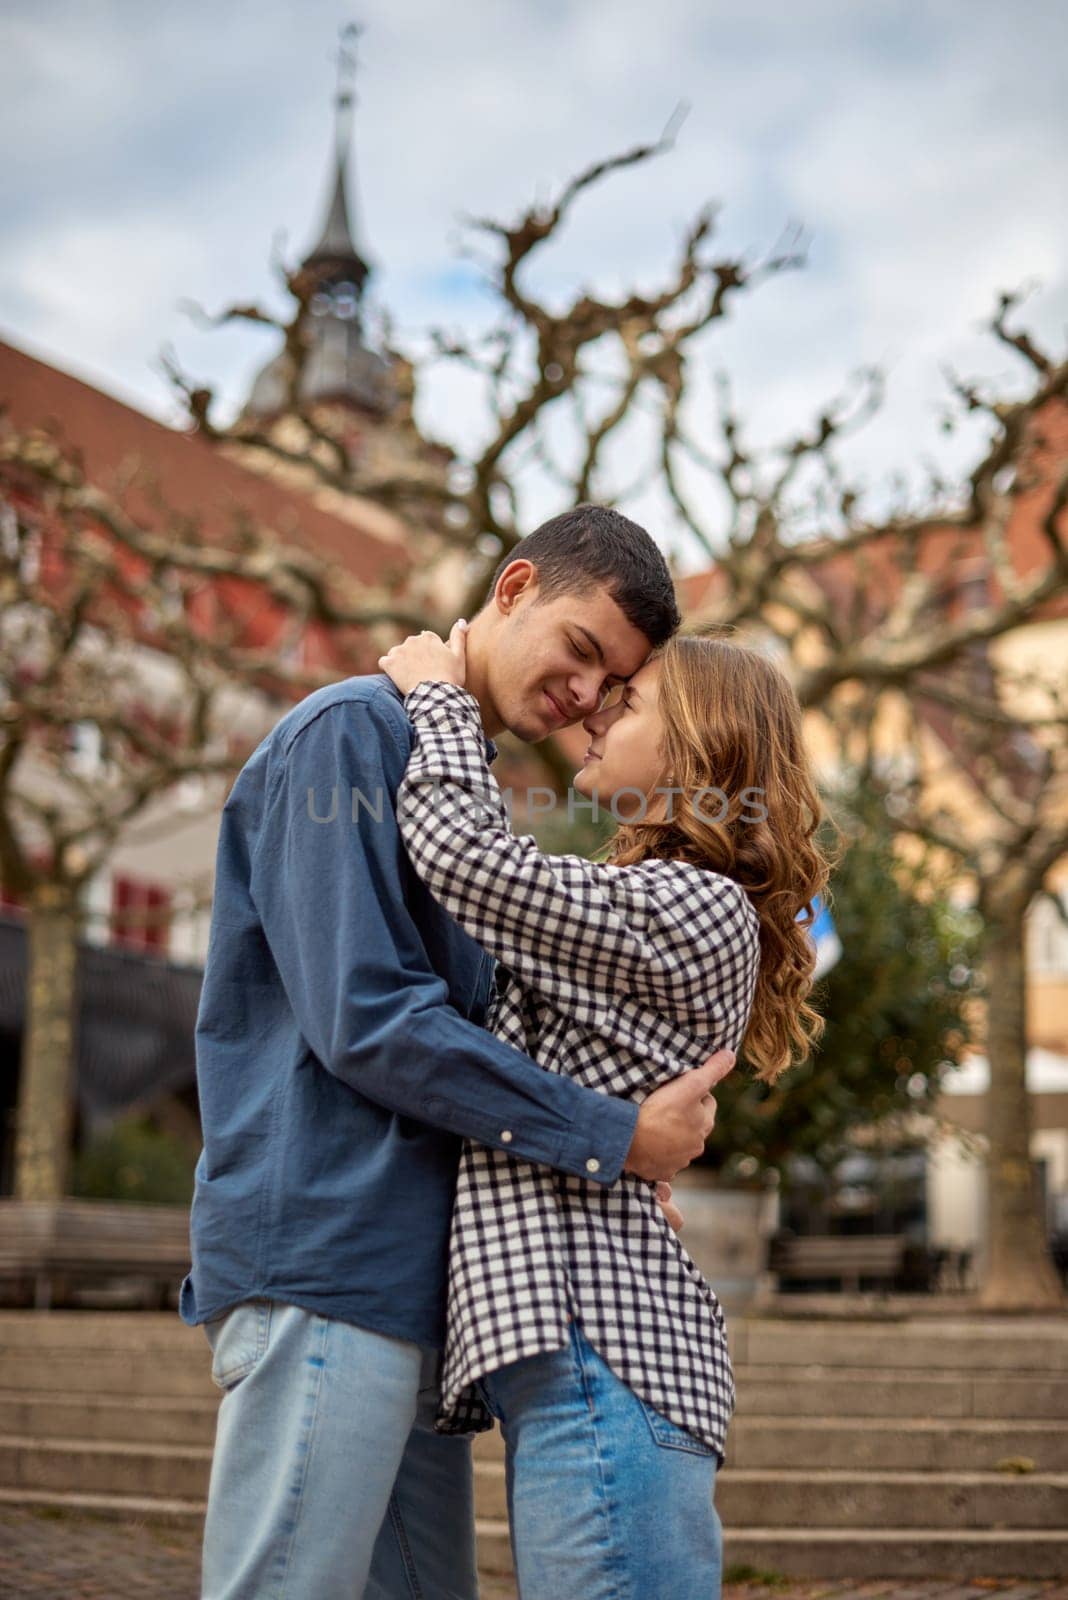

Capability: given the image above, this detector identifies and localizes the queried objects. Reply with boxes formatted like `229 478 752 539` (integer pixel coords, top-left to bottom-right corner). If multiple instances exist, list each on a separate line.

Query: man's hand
379 619 468 696
624 1048 735 1183
656 1181 685 1234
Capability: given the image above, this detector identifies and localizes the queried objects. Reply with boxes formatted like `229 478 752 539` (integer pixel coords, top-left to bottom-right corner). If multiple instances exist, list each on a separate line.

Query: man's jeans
200 1302 478 1600
479 1319 723 1600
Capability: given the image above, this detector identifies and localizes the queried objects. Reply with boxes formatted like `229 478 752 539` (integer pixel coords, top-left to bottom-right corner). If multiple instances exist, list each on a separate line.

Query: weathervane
334 20 363 137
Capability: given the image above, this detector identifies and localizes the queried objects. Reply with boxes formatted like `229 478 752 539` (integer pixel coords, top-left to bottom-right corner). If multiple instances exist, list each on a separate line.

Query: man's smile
543 690 569 725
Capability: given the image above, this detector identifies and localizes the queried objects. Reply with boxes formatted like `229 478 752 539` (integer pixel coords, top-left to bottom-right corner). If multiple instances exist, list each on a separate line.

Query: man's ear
494 559 539 615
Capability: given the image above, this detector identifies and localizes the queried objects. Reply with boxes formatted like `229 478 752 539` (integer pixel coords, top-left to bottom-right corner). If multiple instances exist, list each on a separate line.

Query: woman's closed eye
599 683 626 711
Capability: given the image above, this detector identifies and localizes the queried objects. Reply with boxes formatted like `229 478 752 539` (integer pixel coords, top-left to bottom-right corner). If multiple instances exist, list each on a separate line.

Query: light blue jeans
479 1319 722 1600
200 1301 478 1600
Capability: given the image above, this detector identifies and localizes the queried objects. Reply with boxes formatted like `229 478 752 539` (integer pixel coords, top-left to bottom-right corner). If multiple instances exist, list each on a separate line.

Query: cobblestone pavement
1 1507 1067 1600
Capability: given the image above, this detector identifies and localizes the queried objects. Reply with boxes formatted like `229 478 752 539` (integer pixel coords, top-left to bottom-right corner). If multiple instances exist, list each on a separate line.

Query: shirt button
500 1130 513 1144
586 1158 600 1174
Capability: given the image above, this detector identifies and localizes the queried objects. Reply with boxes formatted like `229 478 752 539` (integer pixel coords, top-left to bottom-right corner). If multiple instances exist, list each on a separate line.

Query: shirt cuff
404 680 482 729
555 1091 639 1186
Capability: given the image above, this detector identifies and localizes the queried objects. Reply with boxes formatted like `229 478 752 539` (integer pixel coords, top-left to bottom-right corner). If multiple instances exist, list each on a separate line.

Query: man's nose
569 675 605 719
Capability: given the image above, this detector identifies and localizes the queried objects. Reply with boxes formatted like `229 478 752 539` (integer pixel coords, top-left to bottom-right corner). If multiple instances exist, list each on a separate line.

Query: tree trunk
13 886 81 1201
978 897 1067 1310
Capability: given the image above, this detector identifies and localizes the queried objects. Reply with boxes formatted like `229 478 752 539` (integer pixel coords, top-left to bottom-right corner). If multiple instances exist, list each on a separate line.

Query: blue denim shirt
180 675 639 1348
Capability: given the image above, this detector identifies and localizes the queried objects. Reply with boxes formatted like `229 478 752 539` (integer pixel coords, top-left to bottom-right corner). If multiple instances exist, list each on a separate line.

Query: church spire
302 23 371 294
241 22 393 421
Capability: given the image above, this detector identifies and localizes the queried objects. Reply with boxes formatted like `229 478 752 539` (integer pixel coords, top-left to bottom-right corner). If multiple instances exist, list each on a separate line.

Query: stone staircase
0 1311 1065 1581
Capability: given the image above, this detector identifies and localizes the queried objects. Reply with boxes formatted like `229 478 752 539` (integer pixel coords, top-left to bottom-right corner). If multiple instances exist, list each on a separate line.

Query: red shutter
145 884 171 952
110 875 171 955
0 883 24 916
111 875 135 948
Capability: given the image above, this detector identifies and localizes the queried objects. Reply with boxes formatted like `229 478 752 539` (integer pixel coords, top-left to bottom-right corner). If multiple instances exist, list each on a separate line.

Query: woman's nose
583 698 621 737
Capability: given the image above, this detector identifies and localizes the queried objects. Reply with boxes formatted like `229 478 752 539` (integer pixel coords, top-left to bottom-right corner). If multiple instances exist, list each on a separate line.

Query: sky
2 0 1065 570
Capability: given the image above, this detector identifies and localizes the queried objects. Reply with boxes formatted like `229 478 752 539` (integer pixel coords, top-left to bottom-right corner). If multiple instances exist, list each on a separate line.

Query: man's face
486 569 654 744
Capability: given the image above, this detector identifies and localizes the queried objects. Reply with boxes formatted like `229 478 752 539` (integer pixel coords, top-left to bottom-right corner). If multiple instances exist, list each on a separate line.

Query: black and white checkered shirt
397 681 761 1460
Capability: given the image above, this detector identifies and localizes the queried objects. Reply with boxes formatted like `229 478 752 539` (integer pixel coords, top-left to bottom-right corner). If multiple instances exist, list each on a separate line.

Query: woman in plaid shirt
381 625 828 1600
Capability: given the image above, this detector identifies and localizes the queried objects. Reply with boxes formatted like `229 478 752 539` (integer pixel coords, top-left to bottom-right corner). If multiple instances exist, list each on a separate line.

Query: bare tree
0 417 386 1200
663 292 1067 705
673 299 1067 1307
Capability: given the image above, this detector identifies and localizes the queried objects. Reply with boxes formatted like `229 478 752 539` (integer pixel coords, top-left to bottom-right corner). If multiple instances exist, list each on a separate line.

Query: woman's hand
379 619 468 696
657 1181 685 1235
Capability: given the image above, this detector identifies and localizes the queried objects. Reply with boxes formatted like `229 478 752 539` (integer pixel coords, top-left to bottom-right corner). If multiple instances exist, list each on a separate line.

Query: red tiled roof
0 337 406 587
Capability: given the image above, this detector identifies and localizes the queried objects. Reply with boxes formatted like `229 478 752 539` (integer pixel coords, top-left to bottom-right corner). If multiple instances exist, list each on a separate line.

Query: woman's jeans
479 1319 723 1600
200 1301 478 1600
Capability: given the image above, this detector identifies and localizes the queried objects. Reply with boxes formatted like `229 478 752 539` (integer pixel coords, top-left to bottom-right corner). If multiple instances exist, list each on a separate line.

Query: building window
111 875 171 954
66 720 104 777
1028 894 1068 978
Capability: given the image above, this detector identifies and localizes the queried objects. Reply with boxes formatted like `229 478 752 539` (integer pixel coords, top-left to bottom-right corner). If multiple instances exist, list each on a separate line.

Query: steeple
241 22 393 421
301 24 371 295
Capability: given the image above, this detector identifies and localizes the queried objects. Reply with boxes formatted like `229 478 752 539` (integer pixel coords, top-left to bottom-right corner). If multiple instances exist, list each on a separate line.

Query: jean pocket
638 1396 716 1457
205 1300 272 1391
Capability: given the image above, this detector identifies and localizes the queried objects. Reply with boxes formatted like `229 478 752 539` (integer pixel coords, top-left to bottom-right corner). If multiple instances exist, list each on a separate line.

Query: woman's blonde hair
605 634 831 1083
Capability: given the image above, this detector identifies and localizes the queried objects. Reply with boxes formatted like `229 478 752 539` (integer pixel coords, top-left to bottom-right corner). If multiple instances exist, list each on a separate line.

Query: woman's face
573 657 667 820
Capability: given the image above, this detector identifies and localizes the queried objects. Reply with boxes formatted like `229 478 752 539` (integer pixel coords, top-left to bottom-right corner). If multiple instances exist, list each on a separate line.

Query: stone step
731 1316 1068 1373
0 1350 216 1397
4 1435 1065 1537
476 1461 507 1521
468 1463 1068 1534
5 1311 1066 1370
0 1485 515 1579
471 1458 1068 1531
6 1390 1063 1473
726 1415 1068 1472
0 1391 513 1455
733 1366 1068 1419
6 1341 1067 1422
475 1519 512 1578
0 1485 206 1524
4 1483 1066 1583
0 1432 505 1510
715 1467 1068 1530
0 1312 201 1351
473 1418 1068 1476
721 1528 1068 1581
2 1311 1064 1388
0 1435 213 1500
0 1391 220 1447
5 1466 1066 1584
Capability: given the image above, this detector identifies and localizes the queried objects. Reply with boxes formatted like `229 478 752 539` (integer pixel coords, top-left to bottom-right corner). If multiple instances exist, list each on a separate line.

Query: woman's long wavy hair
604 634 832 1083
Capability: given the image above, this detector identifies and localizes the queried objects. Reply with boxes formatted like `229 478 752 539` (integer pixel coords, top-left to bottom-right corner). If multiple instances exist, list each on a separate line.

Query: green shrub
708 775 980 1181
72 1117 196 1205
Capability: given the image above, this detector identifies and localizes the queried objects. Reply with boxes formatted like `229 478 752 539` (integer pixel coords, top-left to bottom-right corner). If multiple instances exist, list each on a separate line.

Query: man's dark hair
486 503 680 648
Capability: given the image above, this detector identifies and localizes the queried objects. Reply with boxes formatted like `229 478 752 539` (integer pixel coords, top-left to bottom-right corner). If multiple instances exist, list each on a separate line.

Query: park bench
767 1232 910 1293
0 1198 191 1309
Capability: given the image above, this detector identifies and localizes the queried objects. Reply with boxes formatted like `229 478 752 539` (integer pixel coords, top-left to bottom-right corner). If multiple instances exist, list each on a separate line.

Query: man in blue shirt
185 506 735 1598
